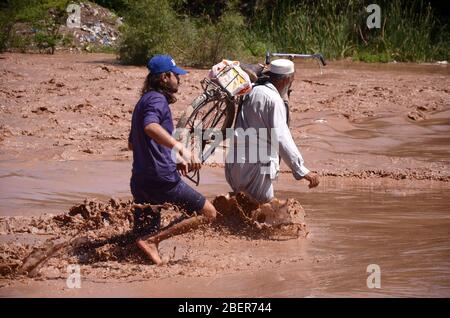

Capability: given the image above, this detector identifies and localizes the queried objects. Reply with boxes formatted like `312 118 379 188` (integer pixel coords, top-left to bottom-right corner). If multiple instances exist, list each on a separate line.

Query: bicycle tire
176 93 235 162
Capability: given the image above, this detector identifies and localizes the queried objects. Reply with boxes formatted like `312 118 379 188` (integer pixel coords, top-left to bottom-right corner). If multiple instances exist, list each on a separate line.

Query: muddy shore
0 53 449 297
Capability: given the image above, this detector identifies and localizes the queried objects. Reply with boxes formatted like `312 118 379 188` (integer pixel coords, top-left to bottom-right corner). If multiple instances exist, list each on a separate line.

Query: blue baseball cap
147 54 188 75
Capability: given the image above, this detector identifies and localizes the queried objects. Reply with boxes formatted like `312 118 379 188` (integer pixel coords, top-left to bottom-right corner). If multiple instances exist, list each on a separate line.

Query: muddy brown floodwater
0 53 449 297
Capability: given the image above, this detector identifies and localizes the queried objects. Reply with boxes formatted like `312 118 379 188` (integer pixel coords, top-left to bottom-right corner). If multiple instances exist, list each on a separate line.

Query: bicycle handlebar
265 51 327 66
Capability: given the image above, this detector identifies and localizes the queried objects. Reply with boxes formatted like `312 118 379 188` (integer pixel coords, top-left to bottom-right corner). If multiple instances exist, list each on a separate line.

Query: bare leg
136 200 216 265
136 239 162 265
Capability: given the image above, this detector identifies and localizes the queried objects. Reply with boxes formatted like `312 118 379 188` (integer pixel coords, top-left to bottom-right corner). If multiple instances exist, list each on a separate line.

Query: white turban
269 59 295 75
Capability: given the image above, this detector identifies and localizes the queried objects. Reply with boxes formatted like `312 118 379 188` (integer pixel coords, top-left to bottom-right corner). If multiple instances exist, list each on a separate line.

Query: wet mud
1 53 449 297
1 194 307 281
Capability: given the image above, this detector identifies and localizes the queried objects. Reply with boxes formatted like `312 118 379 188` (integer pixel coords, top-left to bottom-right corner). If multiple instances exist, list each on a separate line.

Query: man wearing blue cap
128 55 217 265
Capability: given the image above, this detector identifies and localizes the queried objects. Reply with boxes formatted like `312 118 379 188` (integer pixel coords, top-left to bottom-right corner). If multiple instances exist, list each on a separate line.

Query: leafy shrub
117 0 178 65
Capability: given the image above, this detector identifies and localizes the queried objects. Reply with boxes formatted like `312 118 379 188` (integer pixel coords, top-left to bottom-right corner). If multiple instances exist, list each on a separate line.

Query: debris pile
62 2 122 51
8 1 122 53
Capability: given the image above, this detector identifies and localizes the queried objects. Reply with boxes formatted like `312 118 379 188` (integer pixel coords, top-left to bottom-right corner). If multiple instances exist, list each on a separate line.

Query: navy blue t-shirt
129 91 180 189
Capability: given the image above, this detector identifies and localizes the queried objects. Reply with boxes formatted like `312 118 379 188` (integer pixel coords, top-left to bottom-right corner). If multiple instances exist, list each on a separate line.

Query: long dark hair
141 71 177 104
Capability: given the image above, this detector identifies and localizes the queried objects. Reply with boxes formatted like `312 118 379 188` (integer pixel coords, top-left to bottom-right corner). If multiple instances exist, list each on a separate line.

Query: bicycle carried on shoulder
175 51 327 186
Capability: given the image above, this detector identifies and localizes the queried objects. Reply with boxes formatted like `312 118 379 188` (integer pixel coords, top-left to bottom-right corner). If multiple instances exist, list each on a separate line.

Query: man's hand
176 160 189 176
304 172 319 188
188 162 201 172
175 142 201 176
143 123 202 175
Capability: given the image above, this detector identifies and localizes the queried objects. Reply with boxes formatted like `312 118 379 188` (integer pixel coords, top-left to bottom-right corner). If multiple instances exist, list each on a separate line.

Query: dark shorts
130 177 206 237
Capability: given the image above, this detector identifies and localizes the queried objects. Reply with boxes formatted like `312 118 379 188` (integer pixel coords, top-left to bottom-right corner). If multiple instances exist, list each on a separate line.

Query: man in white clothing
225 59 319 203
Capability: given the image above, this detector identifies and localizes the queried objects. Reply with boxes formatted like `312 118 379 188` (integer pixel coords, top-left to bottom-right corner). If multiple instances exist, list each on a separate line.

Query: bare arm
144 123 179 149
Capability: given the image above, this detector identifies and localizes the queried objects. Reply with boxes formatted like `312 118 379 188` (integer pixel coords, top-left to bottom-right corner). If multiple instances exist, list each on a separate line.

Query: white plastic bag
209 60 252 96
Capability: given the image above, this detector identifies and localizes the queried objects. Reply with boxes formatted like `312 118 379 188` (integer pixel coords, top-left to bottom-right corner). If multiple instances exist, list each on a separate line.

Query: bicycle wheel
176 92 235 163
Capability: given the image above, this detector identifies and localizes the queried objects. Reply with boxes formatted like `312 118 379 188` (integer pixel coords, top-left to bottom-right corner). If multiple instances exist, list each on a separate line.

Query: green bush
376 0 445 62
0 14 13 52
117 0 178 65
0 0 70 54
180 11 248 67
248 0 361 60
117 0 248 68
248 0 449 63
61 33 74 47
35 32 60 54
8 33 33 53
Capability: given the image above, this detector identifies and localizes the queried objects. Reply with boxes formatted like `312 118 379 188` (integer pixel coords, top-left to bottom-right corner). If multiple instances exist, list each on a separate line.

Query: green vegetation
117 0 178 65
117 0 249 66
116 0 449 66
0 0 70 54
247 0 449 63
1 0 449 64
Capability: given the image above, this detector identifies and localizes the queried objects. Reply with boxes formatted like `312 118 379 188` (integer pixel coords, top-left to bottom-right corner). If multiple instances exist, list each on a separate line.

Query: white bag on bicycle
209 59 252 96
